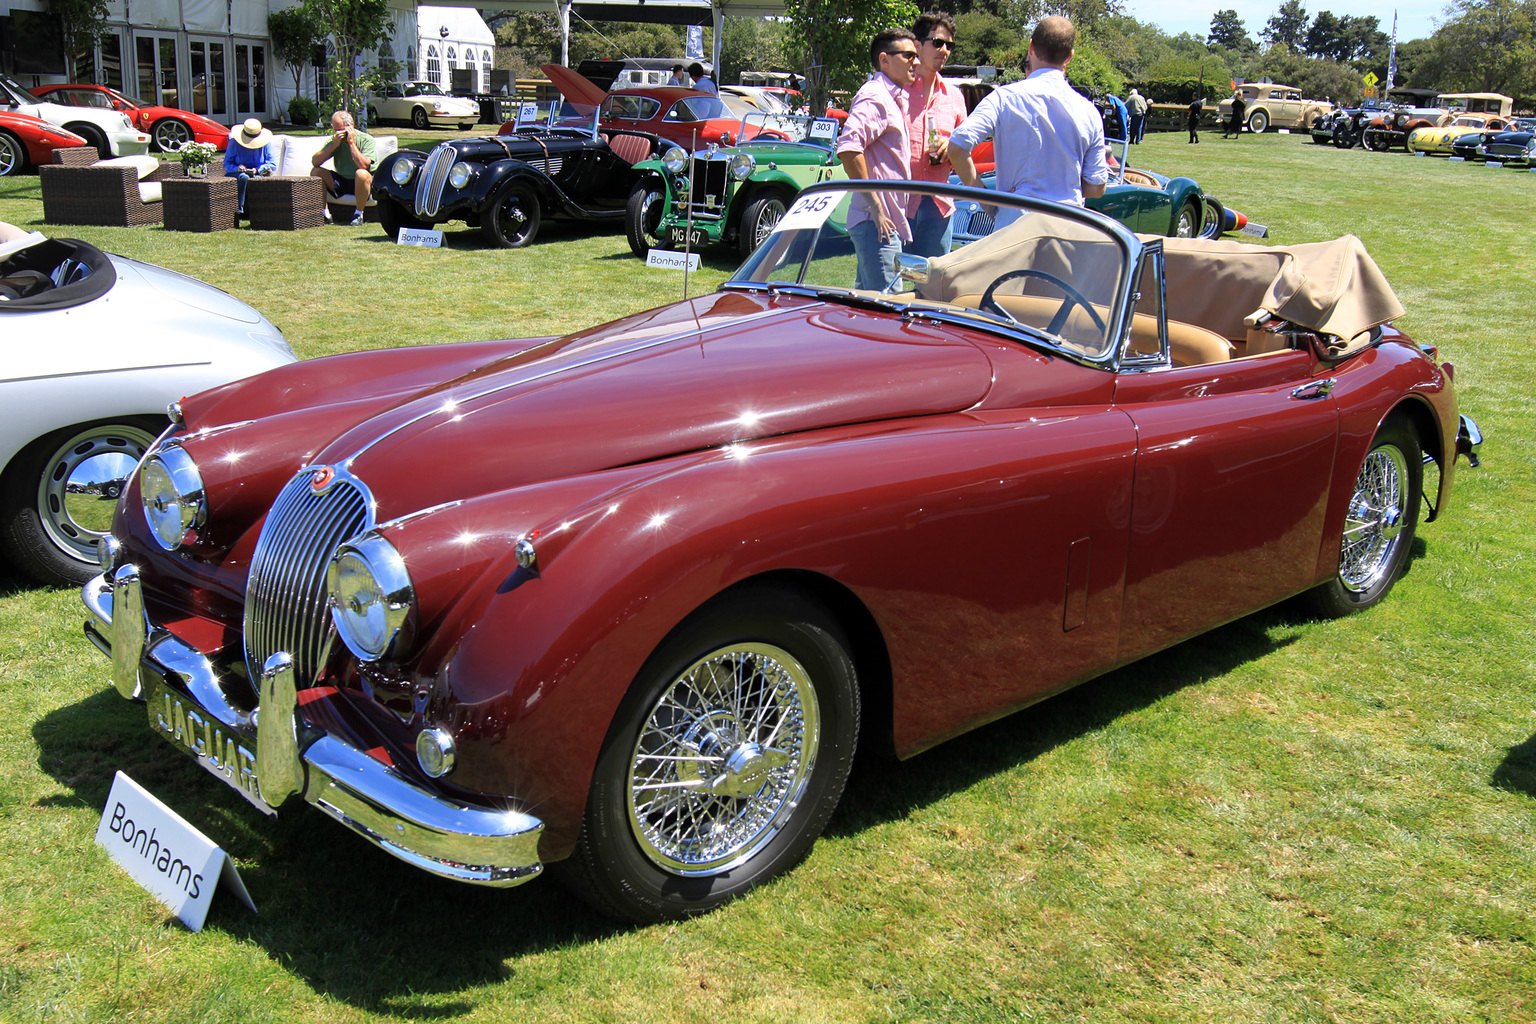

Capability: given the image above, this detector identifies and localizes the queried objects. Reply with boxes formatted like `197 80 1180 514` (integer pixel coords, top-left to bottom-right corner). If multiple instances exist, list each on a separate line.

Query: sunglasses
921 37 955 49
885 49 921 61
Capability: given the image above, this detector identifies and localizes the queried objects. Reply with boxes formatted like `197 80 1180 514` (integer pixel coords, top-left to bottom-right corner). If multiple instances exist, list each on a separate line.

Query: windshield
602 94 662 121
736 112 839 148
407 82 447 97
728 183 1136 362
0 74 34 107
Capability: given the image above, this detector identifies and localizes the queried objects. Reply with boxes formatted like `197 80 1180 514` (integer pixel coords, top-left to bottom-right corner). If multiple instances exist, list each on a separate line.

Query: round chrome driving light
447 161 473 188
326 532 415 661
662 145 687 173
391 159 417 185
728 151 757 180
416 725 457 778
97 535 123 575
140 446 205 550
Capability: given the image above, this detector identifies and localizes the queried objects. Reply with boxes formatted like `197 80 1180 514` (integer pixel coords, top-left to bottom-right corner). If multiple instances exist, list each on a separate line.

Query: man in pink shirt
835 27 920 289
905 11 968 256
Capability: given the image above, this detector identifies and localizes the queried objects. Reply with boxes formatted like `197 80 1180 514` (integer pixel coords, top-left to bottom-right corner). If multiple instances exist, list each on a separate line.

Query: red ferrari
29 84 229 153
0 110 89 176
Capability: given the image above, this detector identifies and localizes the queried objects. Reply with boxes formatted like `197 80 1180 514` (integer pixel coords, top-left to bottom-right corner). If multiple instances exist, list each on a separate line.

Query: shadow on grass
1492 733 1536 798
30 597 1308 1013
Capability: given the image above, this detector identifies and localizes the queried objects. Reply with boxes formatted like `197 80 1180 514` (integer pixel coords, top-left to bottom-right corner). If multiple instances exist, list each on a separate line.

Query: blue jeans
234 171 254 212
1129 114 1145 144
905 196 954 257
850 219 902 291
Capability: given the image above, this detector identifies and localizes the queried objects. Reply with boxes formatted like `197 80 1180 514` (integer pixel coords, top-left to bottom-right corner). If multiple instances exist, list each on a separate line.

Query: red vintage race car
29 83 230 153
85 182 1481 925
0 109 89 175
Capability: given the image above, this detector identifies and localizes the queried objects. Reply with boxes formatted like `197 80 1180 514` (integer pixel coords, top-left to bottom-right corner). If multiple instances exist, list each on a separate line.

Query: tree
1208 10 1252 52
719 17 789 86
783 0 920 115
1262 0 1309 50
43 0 109 81
303 0 394 119
269 6 325 104
1432 0 1536 95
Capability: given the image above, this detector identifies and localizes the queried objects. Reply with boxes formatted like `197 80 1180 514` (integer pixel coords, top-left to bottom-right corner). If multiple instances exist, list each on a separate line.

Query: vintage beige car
1218 83 1333 134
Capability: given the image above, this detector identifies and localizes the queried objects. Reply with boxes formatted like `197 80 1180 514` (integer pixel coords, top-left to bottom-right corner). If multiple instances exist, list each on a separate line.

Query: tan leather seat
948 292 1234 366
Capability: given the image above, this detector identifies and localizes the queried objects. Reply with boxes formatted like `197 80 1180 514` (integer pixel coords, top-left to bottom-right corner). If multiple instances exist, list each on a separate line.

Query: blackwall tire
378 197 425 241
559 586 860 924
411 107 430 130
0 419 162 587
479 183 541 248
1173 199 1200 238
625 182 664 257
1306 416 1422 618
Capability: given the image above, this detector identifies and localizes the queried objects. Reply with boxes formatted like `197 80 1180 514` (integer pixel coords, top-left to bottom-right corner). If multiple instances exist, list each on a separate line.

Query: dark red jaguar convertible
84 182 1481 924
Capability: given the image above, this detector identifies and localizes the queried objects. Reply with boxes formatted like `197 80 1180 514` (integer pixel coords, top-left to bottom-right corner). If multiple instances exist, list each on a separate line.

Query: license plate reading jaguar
146 675 272 814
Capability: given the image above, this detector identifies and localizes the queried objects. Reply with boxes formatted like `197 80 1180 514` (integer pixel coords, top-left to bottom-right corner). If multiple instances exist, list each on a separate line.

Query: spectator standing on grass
1224 89 1246 139
948 16 1108 229
904 11 968 257
835 27 920 289
688 63 717 95
1127 87 1147 143
224 118 275 218
1187 93 1202 143
312 110 376 226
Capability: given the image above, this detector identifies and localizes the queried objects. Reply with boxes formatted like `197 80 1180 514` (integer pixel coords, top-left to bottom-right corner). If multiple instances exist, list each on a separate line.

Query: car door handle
1291 378 1337 400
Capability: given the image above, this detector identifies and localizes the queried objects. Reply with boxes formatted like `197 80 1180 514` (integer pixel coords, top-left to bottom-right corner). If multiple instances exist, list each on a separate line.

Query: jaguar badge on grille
310 467 335 494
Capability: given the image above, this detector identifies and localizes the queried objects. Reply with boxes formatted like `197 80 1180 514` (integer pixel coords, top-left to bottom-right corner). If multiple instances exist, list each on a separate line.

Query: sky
1122 2 1448 45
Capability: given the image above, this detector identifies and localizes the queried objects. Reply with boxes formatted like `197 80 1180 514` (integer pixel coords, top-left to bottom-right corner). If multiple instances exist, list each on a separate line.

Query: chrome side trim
82 573 545 887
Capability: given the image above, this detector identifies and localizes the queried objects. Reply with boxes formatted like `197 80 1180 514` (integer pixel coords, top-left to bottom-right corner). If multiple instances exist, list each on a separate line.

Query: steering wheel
979 268 1106 337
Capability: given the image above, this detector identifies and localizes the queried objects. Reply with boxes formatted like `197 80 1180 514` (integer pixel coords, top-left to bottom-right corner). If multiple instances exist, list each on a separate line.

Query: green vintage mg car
626 113 845 258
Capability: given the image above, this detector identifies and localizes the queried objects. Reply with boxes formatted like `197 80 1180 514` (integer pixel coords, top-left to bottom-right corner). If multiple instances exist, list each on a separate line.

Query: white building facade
1 1 492 126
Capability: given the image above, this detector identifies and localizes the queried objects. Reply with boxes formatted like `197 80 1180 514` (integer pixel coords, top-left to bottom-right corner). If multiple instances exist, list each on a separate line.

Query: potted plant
177 141 217 177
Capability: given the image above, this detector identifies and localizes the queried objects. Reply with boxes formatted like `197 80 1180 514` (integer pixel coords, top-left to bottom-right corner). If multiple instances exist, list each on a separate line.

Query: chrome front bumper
83 566 545 887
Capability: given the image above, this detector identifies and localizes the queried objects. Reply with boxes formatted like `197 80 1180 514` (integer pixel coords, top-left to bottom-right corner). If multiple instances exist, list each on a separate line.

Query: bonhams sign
94 772 256 931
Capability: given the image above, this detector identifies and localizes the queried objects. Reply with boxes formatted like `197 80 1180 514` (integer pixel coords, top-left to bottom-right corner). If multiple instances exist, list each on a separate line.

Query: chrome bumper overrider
82 566 544 887
1457 413 1483 468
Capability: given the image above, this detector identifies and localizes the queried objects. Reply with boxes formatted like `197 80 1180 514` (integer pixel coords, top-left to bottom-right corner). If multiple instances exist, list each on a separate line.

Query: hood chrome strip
342 302 801 468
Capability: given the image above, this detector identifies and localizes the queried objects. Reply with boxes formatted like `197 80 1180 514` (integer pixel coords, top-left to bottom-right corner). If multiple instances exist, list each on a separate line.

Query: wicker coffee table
162 177 239 233
245 177 326 231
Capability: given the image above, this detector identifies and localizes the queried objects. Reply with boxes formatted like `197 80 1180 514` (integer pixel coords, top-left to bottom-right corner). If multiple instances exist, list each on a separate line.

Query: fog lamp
416 725 457 778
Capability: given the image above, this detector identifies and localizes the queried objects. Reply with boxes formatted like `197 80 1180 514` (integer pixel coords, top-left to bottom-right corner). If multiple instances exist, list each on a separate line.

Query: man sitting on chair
311 110 376 226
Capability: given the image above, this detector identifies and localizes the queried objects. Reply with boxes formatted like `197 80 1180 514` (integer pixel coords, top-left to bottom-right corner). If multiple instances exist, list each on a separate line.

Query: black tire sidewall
570 588 860 923
738 194 787 258
625 182 663 257
481 183 540 248
0 130 25 176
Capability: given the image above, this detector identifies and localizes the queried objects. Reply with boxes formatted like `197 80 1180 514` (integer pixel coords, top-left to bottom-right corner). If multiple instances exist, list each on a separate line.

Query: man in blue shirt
947 16 1107 229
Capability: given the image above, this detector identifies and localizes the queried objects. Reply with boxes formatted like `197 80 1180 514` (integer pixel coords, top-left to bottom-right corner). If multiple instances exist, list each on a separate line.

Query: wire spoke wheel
1339 443 1409 593
627 642 819 874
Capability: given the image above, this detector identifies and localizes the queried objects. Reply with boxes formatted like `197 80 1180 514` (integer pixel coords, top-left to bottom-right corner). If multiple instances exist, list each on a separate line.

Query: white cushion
275 134 332 178
97 154 161 180
137 181 163 204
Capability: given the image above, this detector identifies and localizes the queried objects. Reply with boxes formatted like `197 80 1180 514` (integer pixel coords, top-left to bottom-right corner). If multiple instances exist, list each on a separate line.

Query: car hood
223 291 995 514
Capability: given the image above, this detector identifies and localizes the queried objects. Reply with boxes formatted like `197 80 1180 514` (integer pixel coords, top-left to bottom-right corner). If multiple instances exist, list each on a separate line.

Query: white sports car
367 81 479 130
0 231 295 586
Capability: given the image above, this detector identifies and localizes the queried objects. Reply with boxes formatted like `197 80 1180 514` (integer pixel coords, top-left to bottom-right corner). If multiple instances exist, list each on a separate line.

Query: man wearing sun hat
224 118 276 218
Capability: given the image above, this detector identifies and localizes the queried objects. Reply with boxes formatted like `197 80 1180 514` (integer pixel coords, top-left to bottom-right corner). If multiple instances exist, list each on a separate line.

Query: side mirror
719 132 734 146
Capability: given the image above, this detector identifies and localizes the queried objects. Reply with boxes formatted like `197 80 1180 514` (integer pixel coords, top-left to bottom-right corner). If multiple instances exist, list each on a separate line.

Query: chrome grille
414 143 456 218
244 467 372 686
686 156 731 216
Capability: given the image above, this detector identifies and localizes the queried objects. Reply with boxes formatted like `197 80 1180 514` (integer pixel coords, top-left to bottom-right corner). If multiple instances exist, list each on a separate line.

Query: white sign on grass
94 771 255 931
397 227 444 248
647 249 700 271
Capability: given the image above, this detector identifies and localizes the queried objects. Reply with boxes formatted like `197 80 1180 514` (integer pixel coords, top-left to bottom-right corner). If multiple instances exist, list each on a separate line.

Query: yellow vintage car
1408 114 1515 155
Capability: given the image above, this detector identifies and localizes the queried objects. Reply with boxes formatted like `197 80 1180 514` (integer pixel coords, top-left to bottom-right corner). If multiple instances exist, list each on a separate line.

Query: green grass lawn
0 130 1532 1023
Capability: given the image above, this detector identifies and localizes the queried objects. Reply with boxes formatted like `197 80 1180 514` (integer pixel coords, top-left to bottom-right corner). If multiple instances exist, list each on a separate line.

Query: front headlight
662 145 687 173
327 532 414 661
728 152 756 180
391 158 416 185
140 446 205 550
447 161 473 188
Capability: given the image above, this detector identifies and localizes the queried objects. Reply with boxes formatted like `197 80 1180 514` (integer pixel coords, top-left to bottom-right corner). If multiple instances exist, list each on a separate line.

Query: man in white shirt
948 16 1108 228
688 62 717 95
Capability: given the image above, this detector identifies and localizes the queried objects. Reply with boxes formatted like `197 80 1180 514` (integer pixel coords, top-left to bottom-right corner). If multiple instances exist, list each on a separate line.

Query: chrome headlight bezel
391 158 417 185
661 145 687 173
326 532 415 662
140 445 205 551
447 161 474 189
728 151 756 181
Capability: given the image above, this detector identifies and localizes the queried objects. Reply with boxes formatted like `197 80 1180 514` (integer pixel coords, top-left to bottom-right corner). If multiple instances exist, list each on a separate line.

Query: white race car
0 232 295 586
0 71 150 158
367 81 480 130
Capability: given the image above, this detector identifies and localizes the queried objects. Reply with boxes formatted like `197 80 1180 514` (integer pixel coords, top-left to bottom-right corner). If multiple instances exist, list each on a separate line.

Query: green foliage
1064 41 1124 97
268 5 325 101
287 95 323 127
1208 9 1254 52
568 22 687 67
719 17 789 87
953 10 1025 69
783 0 921 114
1263 0 1310 49
303 0 394 119
1432 0 1536 96
42 0 108 80
491 12 564 71
1253 46 1362 102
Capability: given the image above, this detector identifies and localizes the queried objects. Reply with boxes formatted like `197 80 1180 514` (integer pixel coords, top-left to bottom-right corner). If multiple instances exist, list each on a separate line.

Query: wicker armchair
40 152 184 228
